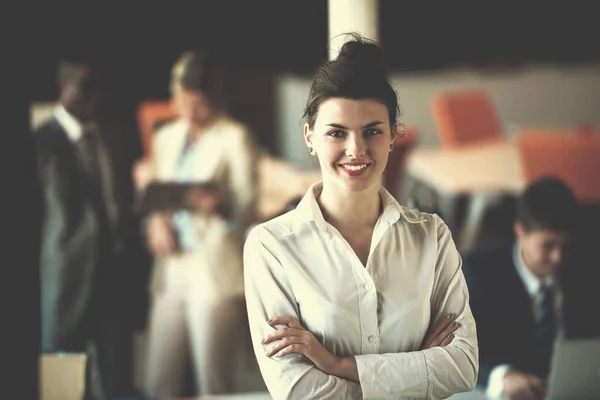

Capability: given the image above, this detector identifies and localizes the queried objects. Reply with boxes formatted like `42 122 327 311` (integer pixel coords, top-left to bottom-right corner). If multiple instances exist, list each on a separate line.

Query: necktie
537 283 556 376
79 131 102 189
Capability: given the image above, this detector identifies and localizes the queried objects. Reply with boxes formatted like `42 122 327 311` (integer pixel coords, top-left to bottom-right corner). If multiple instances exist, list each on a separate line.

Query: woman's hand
262 316 341 375
132 158 153 191
419 313 460 350
185 186 220 214
146 213 177 257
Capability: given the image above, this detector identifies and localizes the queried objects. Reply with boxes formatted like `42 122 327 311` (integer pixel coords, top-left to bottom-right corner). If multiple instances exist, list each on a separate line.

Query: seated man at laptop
462 177 600 400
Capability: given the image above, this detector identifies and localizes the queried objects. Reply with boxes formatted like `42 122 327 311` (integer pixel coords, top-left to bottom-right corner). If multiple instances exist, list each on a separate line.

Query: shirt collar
54 104 84 142
293 181 408 232
513 243 554 296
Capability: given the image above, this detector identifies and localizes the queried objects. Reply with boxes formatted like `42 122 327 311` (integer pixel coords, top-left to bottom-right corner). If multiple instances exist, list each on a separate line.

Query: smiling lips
339 162 372 176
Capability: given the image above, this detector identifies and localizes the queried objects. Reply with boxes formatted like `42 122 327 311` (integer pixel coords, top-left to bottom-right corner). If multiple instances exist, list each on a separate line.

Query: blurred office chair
137 100 177 158
517 129 600 203
432 89 503 148
382 126 419 200
577 122 599 138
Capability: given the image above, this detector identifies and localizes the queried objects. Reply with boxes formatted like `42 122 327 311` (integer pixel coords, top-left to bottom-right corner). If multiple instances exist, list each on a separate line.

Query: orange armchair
432 89 502 148
516 129 600 203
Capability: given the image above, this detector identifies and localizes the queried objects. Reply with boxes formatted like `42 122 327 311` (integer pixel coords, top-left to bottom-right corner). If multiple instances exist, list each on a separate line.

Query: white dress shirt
54 104 85 142
244 183 478 400
485 244 564 399
149 115 257 298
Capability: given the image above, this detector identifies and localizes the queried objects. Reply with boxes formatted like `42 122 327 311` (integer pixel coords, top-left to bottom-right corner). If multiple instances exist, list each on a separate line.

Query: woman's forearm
329 356 360 383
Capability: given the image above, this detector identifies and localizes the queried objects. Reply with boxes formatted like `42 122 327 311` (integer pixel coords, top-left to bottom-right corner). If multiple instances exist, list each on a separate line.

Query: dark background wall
25 2 599 154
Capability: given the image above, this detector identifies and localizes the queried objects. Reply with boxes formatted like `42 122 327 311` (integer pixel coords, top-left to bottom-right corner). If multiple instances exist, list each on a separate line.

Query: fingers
276 343 305 358
429 322 460 347
430 313 456 339
150 233 175 257
164 232 176 252
519 386 538 400
264 336 305 357
150 220 176 257
261 316 310 359
261 317 308 359
422 314 455 347
420 313 460 349
441 321 460 340
156 240 175 257
262 327 302 345
528 376 546 400
268 315 304 330
439 333 455 347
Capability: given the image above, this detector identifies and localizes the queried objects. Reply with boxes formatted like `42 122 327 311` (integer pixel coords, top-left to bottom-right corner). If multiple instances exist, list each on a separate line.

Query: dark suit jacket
34 117 124 351
462 241 600 389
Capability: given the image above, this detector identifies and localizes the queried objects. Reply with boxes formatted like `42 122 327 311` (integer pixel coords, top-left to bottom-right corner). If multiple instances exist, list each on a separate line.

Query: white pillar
328 0 379 60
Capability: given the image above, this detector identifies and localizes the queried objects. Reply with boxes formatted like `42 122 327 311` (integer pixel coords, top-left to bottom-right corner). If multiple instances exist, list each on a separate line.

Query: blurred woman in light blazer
141 49 258 397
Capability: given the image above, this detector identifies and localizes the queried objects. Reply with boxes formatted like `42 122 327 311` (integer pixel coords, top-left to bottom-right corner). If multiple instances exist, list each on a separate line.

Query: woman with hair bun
142 48 258 397
244 34 478 399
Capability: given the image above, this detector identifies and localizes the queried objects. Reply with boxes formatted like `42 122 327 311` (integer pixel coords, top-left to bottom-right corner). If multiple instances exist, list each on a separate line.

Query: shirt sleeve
244 227 363 400
353 215 479 399
486 364 511 399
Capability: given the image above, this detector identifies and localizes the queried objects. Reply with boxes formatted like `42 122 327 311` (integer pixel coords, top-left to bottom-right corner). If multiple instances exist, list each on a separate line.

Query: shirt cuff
486 364 512 399
354 352 428 399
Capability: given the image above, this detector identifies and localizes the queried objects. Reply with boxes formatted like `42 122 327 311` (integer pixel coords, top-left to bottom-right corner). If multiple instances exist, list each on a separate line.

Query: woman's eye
328 130 345 138
365 128 382 137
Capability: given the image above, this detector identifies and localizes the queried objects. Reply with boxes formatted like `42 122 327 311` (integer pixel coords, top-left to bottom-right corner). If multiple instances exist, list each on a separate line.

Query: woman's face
304 98 395 193
172 87 214 130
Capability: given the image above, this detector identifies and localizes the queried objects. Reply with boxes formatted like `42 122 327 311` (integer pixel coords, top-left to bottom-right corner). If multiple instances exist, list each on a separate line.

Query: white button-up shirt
54 104 84 142
244 183 478 399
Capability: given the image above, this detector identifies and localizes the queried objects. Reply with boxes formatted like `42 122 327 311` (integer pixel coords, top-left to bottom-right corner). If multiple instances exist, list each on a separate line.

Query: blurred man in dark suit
462 177 600 400
33 57 135 400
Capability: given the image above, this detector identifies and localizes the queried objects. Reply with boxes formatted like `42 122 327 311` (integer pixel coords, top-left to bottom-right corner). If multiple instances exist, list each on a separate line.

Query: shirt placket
359 218 394 354
345 236 386 354
354 261 380 354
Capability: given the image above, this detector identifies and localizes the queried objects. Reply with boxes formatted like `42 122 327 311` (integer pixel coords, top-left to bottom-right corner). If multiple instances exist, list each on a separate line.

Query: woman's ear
303 123 313 150
394 123 407 140
390 123 403 147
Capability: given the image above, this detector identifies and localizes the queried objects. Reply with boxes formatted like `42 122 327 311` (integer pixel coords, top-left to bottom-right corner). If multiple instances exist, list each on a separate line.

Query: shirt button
365 283 373 291
368 335 377 343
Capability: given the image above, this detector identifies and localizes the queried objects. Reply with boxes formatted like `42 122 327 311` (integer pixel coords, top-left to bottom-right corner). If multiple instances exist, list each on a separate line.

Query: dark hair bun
336 35 383 66
303 32 399 129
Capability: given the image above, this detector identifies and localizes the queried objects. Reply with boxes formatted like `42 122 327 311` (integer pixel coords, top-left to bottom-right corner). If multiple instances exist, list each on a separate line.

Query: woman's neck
186 116 216 142
318 182 382 232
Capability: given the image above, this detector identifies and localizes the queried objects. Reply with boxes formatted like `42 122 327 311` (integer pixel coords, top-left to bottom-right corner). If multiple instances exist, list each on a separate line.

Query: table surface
407 140 525 196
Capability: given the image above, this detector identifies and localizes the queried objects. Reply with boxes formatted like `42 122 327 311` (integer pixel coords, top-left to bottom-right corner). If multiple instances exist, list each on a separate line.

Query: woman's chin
335 176 379 193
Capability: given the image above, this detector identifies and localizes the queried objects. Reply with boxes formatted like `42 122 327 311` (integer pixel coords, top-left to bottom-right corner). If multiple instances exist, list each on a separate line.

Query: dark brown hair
517 177 580 233
303 33 400 130
170 49 226 110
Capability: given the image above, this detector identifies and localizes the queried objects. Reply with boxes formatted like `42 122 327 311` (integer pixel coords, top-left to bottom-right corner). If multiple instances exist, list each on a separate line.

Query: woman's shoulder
393 206 456 246
395 205 446 229
154 118 186 142
246 209 298 244
211 114 251 139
